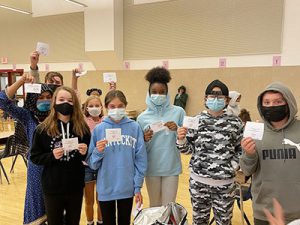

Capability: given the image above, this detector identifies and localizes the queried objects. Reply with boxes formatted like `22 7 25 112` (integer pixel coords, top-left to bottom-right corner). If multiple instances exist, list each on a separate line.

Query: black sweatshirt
30 121 91 195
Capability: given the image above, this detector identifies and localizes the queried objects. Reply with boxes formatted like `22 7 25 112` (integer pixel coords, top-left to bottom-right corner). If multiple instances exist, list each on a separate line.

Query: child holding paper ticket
0 73 58 224
33 51 64 85
177 79 243 225
30 86 90 225
83 95 104 225
240 82 300 225
137 67 185 207
87 90 147 225
30 51 64 86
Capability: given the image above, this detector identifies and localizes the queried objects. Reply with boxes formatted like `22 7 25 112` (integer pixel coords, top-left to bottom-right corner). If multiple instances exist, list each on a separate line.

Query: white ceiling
31 0 105 17
0 0 173 17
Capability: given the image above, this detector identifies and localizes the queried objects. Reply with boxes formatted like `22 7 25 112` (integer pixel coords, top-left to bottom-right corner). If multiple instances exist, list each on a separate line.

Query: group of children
1 52 300 225
0 60 182 225
0 62 240 225
0 65 246 225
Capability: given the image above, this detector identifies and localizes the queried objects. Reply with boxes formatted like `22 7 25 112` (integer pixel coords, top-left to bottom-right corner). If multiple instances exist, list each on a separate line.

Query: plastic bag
133 202 188 225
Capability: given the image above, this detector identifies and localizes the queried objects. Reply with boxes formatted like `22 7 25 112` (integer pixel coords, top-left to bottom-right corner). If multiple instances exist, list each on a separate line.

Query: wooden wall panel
40 66 300 121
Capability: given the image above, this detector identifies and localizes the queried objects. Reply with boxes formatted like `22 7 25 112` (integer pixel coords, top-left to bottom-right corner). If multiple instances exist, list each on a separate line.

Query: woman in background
174 85 188 110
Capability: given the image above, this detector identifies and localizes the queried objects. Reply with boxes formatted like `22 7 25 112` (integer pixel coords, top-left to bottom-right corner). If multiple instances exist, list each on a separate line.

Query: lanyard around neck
60 122 70 139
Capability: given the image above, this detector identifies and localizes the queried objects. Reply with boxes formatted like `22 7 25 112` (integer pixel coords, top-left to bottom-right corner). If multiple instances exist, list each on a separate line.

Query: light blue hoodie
87 116 147 201
137 94 185 176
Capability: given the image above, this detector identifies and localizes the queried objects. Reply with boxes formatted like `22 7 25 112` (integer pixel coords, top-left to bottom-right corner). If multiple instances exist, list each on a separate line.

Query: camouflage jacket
177 112 244 180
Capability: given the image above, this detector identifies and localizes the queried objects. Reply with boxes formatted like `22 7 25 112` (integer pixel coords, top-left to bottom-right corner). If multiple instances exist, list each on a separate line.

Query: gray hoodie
240 82 300 223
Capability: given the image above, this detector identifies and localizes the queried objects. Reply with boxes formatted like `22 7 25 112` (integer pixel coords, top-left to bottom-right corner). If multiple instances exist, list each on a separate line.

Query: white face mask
150 94 167 106
108 108 126 121
87 107 102 117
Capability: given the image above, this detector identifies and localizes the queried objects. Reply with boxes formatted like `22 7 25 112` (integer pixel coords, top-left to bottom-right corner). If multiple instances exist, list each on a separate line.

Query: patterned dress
0 84 55 225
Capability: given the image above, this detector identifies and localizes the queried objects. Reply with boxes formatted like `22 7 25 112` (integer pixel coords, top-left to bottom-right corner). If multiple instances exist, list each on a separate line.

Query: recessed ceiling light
0 4 32 15
65 0 87 8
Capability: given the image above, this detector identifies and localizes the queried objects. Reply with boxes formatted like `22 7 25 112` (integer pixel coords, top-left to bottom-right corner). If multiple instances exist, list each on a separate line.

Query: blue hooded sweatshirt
87 116 147 201
137 94 185 176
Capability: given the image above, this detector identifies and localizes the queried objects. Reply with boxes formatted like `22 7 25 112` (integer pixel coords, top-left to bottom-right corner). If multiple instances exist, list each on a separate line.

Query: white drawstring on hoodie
61 122 70 156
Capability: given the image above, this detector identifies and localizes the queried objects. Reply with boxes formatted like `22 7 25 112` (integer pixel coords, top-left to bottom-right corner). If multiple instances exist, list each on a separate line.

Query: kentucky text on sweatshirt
87 116 147 201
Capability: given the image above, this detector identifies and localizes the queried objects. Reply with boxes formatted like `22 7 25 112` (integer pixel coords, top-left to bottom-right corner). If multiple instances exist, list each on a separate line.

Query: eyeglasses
207 95 227 100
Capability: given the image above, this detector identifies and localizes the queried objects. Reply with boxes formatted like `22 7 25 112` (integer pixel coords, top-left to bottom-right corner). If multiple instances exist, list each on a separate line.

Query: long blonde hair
83 95 104 118
41 86 90 137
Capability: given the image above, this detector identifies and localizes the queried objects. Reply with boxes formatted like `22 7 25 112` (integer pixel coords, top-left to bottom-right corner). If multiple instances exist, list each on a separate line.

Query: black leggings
44 191 83 225
99 197 133 225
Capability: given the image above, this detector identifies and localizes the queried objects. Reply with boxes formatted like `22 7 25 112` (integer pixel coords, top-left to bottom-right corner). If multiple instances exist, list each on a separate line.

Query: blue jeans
84 167 98 183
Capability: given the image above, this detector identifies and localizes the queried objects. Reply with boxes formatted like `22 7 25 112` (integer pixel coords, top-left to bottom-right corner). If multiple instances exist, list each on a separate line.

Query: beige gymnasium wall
39 66 300 121
124 0 284 59
0 11 87 64
1 0 284 63
2 0 297 122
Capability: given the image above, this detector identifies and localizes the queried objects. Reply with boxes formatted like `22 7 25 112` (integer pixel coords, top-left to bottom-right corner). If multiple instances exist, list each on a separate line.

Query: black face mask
261 105 289 122
54 102 73 116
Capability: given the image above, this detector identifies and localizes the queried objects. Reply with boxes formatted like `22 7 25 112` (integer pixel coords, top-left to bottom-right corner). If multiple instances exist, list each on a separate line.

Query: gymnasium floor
0 154 254 225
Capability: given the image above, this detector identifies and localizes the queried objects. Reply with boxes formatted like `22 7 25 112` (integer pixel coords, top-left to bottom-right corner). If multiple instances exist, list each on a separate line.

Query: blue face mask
150 94 167 106
36 100 51 112
206 98 225 112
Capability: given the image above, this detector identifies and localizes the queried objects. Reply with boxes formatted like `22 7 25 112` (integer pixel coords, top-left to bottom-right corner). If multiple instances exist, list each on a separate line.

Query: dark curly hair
86 88 102 96
145 67 171 93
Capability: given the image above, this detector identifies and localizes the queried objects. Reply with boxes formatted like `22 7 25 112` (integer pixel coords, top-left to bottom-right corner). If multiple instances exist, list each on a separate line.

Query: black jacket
30 121 91 194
